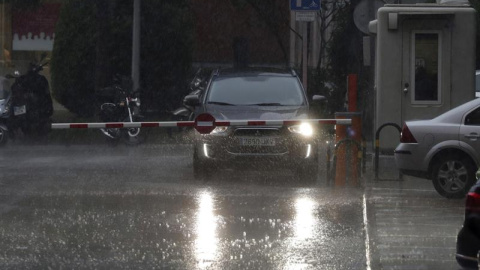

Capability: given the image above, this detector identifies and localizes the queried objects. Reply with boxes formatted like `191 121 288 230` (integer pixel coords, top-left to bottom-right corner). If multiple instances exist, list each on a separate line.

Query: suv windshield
207 76 305 106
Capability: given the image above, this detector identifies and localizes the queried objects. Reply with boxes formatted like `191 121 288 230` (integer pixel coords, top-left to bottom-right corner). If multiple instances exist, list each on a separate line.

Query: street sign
296 12 316 22
194 113 216 134
353 0 384 34
290 0 321 11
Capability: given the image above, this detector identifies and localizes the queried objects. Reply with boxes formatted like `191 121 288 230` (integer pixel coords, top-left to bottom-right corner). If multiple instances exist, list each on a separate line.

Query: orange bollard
350 114 362 185
335 113 347 186
348 74 358 112
334 74 362 186
335 112 362 186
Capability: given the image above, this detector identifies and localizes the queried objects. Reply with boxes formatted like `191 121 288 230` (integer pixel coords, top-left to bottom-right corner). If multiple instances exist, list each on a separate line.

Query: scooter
5 57 53 141
170 68 208 124
167 69 208 138
98 76 144 145
0 76 12 146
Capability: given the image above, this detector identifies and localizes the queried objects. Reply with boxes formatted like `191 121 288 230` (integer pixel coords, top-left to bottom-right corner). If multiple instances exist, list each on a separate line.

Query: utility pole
132 0 141 92
302 22 308 92
289 8 295 67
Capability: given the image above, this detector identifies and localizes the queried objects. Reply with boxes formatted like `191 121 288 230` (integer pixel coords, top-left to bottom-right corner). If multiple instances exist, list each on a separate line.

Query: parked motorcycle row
0 57 145 146
0 64 208 147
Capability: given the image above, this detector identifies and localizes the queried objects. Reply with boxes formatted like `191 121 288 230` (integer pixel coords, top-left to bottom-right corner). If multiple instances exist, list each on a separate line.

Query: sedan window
465 107 480 126
207 76 305 106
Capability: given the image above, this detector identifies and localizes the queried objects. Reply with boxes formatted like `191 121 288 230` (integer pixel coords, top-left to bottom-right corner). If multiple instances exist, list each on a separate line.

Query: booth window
412 32 440 104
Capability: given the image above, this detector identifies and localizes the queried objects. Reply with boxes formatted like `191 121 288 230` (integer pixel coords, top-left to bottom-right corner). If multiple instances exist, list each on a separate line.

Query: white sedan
394 98 480 198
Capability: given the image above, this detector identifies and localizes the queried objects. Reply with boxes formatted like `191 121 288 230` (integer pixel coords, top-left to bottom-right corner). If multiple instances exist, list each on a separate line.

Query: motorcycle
3 57 53 143
98 76 144 145
166 68 209 139
0 76 12 145
170 68 209 125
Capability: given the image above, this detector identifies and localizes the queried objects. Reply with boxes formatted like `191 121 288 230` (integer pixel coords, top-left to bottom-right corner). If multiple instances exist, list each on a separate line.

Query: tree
308 0 364 114
50 0 97 116
239 0 290 65
139 0 193 113
51 0 194 117
316 0 349 69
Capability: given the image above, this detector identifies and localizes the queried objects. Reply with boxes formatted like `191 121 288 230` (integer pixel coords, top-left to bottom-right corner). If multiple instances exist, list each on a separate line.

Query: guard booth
369 1 477 152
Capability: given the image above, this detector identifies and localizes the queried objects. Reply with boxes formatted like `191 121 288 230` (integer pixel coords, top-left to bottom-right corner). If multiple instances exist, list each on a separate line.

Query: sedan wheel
432 156 476 199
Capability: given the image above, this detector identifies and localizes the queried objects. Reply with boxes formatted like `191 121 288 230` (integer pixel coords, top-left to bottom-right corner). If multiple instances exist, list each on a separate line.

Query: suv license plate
14 105 26 116
240 137 275 146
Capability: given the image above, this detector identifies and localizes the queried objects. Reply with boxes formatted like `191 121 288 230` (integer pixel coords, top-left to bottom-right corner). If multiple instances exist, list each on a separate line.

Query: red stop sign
194 113 216 134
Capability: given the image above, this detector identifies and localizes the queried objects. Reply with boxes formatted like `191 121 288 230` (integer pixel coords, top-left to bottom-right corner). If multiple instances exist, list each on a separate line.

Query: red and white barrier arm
51 121 195 129
51 119 351 129
52 113 351 134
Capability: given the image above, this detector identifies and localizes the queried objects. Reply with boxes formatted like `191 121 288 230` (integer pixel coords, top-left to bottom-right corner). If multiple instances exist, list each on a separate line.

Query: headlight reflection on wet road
294 196 316 240
195 191 218 269
283 195 320 269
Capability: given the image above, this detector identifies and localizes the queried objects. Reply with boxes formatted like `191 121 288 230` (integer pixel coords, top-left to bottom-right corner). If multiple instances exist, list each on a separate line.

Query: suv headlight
210 126 229 134
288 123 313 137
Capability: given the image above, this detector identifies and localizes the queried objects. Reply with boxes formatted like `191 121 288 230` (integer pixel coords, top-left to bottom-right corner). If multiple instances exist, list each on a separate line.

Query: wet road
0 143 465 269
0 143 367 269
365 181 464 270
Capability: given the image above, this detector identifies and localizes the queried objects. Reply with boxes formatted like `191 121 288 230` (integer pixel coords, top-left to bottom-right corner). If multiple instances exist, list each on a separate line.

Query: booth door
401 19 451 123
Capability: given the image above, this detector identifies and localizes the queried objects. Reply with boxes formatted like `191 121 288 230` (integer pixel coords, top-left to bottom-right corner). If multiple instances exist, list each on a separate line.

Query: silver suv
184 68 325 182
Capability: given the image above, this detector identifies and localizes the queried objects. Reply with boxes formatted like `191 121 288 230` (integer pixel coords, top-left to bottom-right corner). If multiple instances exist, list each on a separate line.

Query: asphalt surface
0 141 467 269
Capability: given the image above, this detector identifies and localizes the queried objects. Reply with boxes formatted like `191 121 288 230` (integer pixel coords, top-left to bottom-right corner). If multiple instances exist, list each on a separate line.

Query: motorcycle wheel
122 117 145 146
0 126 8 146
102 128 121 147
106 128 122 139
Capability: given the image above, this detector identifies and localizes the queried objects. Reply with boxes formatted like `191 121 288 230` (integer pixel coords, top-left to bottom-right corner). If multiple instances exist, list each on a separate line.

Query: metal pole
368 0 376 141
132 0 141 92
302 22 308 92
289 9 296 67
1 0 4 66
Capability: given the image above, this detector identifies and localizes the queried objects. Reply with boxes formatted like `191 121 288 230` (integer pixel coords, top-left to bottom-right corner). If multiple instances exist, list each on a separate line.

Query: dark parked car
183 67 325 181
457 170 480 269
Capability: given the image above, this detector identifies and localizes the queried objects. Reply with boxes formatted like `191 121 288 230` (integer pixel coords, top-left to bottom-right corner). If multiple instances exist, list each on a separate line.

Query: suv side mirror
183 94 201 107
312 95 326 103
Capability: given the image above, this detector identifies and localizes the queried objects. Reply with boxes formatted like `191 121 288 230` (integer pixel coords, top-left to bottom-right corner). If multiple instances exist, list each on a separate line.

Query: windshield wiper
207 101 235 106
247 103 284 106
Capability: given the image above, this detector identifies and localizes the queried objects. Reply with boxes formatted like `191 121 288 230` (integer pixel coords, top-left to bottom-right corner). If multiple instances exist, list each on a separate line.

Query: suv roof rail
290 69 297 77
211 66 297 78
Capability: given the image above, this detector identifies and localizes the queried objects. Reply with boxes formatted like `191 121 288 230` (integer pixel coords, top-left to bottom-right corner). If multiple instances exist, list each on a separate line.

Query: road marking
363 194 372 270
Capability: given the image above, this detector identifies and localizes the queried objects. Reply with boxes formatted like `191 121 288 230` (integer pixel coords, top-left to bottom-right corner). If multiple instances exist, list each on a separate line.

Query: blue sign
290 0 321 11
